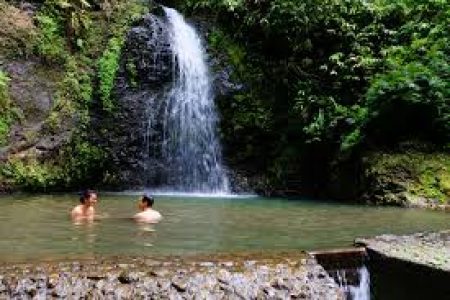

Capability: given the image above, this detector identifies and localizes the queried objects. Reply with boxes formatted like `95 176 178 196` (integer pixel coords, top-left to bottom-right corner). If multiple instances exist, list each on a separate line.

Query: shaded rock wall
0 60 69 163
97 12 174 188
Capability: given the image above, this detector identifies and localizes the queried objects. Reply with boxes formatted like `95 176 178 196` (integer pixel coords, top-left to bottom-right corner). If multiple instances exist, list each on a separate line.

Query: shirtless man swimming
71 189 98 221
133 194 162 223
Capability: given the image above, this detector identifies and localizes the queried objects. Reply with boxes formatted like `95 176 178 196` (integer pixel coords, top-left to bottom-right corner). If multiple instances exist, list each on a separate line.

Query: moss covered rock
362 151 450 206
0 0 37 58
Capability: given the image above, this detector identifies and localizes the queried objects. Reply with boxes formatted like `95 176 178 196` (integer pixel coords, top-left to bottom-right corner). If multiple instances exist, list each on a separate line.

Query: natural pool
0 194 448 262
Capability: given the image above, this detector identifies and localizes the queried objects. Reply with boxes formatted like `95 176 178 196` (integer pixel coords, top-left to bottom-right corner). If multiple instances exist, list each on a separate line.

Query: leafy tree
184 0 450 192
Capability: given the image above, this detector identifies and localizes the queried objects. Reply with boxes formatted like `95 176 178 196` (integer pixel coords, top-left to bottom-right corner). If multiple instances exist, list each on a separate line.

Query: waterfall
335 266 370 300
144 7 230 193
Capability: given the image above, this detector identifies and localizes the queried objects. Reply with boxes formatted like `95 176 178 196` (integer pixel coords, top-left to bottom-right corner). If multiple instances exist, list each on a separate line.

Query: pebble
219 261 234 268
118 271 140 284
199 261 215 267
171 278 188 292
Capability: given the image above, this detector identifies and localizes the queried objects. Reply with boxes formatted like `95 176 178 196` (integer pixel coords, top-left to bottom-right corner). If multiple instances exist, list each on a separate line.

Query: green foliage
49 0 92 49
1 0 149 191
35 13 67 63
185 0 243 11
0 70 12 146
43 56 93 133
364 0 450 144
208 29 246 73
0 120 9 145
0 159 63 191
60 136 107 187
96 0 149 111
0 137 107 191
185 0 450 193
0 70 10 111
208 28 274 170
98 37 123 111
61 57 93 108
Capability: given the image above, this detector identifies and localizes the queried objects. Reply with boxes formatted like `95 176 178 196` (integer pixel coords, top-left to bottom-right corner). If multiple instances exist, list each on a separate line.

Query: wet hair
142 194 154 207
79 189 96 204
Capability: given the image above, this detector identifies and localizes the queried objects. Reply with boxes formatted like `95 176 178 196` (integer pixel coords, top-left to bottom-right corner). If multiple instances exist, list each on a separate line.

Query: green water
0 194 448 262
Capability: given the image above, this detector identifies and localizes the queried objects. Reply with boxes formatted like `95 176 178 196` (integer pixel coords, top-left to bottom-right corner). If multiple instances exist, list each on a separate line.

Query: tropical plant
54 0 92 48
0 70 12 146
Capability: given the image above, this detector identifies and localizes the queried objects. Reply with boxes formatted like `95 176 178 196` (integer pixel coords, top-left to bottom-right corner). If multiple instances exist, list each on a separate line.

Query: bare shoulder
71 205 83 215
71 205 94 217
150 209 163 219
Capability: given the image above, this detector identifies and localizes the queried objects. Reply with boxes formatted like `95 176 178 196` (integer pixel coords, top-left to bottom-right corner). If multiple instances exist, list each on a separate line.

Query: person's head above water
134 194 162 223
139 194 154 210
79 189 97 206
71 189 98 220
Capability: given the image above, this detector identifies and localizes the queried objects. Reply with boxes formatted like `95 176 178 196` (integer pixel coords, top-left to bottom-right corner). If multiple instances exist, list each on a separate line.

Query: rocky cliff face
96 12 174 188
0 2 69 165
0 61 70 161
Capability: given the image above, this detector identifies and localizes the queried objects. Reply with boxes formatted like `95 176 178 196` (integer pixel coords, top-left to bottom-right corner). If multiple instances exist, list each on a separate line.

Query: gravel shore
0 254 343 299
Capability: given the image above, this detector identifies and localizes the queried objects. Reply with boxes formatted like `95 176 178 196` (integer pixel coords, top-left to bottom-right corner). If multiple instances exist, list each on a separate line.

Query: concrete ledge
356 231 450 299
355 230 450 272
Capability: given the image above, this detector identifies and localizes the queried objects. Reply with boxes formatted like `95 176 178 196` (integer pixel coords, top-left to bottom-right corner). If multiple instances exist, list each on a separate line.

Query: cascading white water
154 7 230 193
348 266 370 300
336 266 370 300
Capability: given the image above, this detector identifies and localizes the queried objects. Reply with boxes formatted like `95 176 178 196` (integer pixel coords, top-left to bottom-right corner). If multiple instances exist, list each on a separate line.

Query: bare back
133 209 162 223
71 204 95 220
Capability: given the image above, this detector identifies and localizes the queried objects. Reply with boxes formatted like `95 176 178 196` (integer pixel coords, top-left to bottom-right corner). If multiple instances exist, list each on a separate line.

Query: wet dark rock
86 273 107 281
171 277 187 292
92 10 176 188
121 14 173 87
150 269 168 277
212 64 245 98
118 271 140 284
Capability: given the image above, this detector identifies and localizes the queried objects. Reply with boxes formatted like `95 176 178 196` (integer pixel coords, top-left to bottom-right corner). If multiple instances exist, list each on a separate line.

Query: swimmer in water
71 189 98 221
133 194 162 224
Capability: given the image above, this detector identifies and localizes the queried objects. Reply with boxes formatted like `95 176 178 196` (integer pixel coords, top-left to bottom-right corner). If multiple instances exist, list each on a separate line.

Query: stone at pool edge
355 230 450 272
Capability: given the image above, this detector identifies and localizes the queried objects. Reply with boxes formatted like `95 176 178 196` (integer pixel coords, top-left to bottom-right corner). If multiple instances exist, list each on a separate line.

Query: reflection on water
0 194 448 262
135 223 157 248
